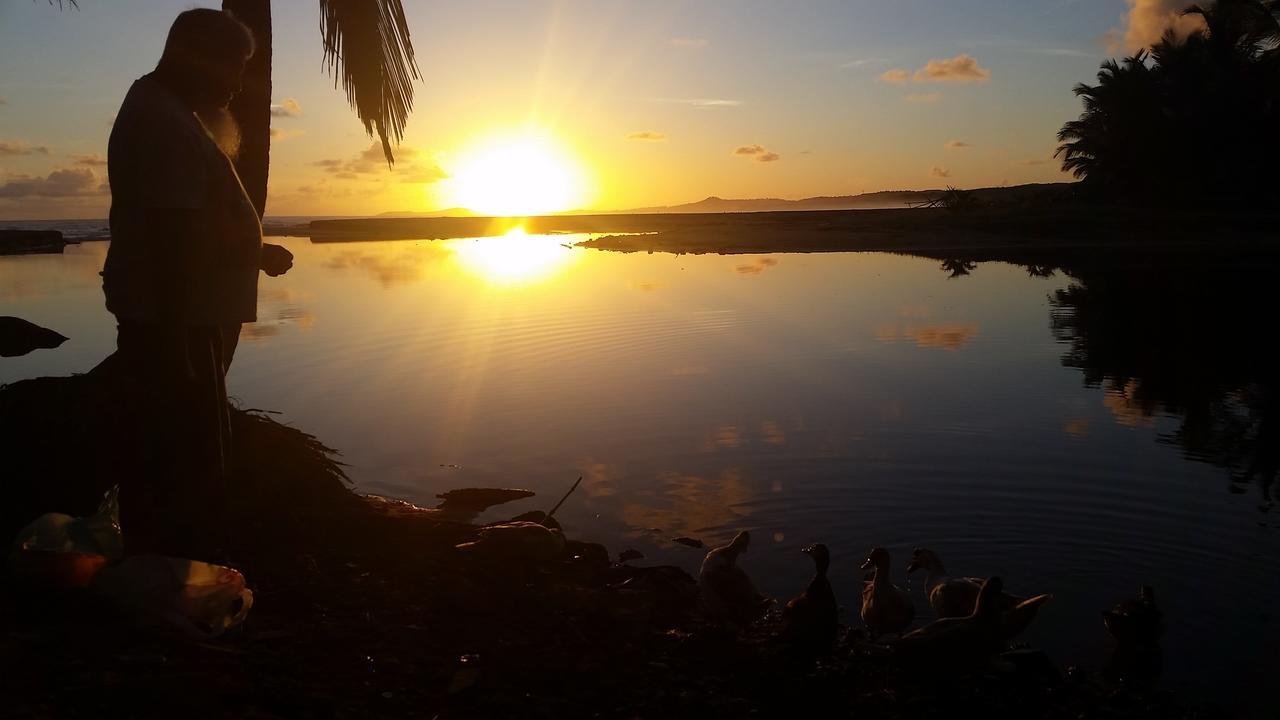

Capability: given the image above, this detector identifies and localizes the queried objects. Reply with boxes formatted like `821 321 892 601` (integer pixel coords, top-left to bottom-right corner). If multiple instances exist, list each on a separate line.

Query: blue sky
0 1 1149 218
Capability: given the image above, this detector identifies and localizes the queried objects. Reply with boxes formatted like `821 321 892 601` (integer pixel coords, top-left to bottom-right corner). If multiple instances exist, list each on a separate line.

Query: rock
0 229 67 256
671 536 704 549
0 317 68 358
436 488 536 511
508 510 561 530
618 548 645 563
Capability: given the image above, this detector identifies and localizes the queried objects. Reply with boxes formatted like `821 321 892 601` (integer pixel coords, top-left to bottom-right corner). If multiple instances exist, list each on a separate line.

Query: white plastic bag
12 485 122 559
92 555 254 639
10 486 122 588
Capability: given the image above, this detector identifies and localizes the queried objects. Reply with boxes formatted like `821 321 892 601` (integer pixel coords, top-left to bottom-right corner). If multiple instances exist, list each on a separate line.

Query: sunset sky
1 0 1184 219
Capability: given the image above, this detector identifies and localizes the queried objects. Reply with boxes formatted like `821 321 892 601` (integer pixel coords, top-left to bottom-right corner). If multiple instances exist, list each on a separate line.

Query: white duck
698 531 770 627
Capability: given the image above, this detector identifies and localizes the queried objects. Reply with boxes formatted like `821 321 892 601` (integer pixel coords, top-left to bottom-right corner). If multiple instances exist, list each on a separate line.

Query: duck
1103 585 1163 685
906 547 1030 619
893 576 1007 669
1103 585 1162 646
781 544 839 654
999 592 1053 640
860 546 915 638
453 521 565 563
698 531 770 628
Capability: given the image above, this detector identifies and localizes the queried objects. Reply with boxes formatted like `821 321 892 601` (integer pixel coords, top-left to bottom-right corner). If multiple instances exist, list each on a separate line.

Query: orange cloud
1111 0 1206 52
733 145 780 163
945 140 971 149
314 143 446 184
72 153 107 166
879 68 911 84
627 131 667 141
270 98 303 118
0 167 105 198
930 166 952 178
0 141 51 156
913 54 991 83
881 54 991 86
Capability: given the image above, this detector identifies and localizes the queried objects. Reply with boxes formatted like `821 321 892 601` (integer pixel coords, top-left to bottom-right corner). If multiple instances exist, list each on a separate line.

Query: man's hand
261 243 294 277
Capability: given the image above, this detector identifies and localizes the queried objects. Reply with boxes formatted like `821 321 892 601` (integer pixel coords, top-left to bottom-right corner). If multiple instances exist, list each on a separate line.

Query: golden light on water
445 228 582 285
447 132 588 216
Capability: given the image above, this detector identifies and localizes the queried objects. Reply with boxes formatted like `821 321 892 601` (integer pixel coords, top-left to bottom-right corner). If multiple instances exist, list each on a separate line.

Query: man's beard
195 105 242 159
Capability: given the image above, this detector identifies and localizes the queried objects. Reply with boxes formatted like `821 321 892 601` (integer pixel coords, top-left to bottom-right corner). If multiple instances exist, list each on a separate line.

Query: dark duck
781 543 838 654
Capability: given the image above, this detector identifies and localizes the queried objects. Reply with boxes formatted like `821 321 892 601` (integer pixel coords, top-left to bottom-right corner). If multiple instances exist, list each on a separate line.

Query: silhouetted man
104 9 291 556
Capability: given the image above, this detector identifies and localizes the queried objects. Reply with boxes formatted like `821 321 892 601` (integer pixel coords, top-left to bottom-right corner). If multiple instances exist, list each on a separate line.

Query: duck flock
698 531 1163 675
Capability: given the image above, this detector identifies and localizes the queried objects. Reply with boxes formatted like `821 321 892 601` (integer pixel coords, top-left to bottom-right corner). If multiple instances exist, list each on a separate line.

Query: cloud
0 141 51 156
882 54 992 86
945 140 971 149
627 131 667 141
270 128 306 142
669 37 708 48
913 54 991 83
314 143 446 184
653 97 742 109
0 167 106 198
733 145 780 162
72 153 107 166
903 93 941 104
270 98 302 118
0 97 7 106
1111 0 1206 52
878 68 911 84
930 166 952 178
842 57 889 68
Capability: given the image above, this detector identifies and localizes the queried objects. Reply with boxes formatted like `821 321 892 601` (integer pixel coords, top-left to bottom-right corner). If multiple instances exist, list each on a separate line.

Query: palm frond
41 0 78 7
319 0 421 166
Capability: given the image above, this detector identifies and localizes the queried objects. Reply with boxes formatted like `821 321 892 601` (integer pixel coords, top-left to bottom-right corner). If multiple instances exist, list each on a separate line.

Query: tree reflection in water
932 251 1278 517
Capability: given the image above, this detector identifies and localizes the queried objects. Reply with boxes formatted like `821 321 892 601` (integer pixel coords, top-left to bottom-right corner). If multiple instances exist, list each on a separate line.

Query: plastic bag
92 555 254 639
10 486 122 588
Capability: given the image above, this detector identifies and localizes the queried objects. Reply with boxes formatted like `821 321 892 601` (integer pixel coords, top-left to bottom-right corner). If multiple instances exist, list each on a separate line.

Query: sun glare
445 228 582 285
448 133 587 216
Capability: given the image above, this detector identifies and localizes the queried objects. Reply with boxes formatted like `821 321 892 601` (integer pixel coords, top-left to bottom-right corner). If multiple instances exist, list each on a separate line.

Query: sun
448 132 587 216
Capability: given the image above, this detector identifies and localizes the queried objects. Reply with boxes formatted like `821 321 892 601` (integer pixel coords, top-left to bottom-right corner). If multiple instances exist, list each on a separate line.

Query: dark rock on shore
0 317 68 358
0 229 68 255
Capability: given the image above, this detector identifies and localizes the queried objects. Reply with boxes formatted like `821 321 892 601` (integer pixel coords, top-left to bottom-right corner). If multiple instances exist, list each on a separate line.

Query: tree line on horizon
1056 0 1280 207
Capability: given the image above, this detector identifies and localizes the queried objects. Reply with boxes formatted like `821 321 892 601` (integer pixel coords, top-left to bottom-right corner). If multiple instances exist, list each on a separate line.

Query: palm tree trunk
223 0 272 219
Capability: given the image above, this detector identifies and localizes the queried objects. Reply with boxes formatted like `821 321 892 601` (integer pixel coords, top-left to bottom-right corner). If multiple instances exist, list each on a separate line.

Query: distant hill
611 183 1074 214
376 207 477 218
375 183 1075 219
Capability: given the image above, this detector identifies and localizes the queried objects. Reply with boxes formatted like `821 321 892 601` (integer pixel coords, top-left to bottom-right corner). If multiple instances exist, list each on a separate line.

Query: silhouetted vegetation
1056 0 1280 206
1048 257 1278 512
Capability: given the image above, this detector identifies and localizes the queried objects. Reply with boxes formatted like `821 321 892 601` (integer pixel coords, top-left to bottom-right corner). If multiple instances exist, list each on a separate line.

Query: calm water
2 233 1277 711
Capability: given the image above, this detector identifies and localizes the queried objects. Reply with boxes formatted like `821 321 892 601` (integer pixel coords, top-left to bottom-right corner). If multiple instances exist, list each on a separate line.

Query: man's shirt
104 73 262 325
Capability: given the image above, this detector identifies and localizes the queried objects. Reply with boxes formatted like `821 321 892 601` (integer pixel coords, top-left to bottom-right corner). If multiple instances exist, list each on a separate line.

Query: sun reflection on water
444 228 582 285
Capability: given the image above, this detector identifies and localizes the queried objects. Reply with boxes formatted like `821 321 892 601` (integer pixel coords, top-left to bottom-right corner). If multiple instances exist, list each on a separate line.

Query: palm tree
225 0 421 218
1056 0 1280 205
47 1 422 220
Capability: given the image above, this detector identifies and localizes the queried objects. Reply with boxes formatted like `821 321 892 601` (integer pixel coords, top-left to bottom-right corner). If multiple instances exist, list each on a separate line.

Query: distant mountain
612 183 1074 214
375 207 477 218
375 183 1075 219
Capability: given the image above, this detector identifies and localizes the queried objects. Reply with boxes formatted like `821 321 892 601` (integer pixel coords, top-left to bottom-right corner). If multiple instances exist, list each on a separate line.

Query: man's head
158 9 254 111
156 10 253 158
